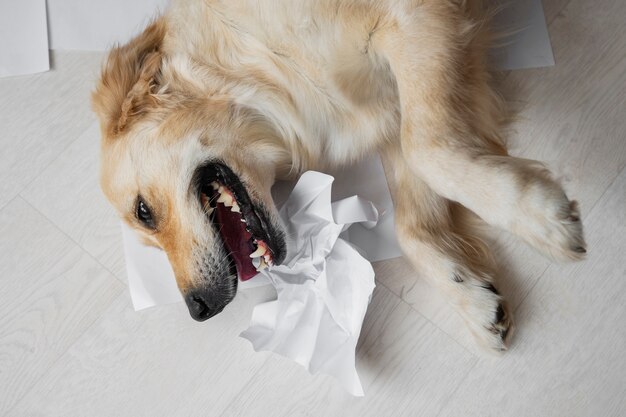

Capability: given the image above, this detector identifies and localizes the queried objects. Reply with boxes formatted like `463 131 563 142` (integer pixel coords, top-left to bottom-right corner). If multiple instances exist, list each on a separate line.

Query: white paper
273 156 403 262
0 0 49 78
240 172 377 396
44 0 553 70
46 0 170 51
122 221 272 311
490 0 555 70
0 0 553 78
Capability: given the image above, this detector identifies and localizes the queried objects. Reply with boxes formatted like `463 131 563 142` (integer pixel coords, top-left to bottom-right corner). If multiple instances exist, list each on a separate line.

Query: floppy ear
92 19 167 137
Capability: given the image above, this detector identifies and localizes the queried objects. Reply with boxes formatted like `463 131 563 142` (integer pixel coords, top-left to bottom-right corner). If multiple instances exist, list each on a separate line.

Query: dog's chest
168 0 401 165
212 0 401 164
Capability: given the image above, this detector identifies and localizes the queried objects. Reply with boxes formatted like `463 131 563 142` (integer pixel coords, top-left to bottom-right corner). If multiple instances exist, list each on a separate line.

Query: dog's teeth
218 185 225 193
249 245 267 258
240 218 246 223
263 253 271 264
231 202 240 213
211 182 220 190
256 258 268 271
217 193 233 206
251 257 261 268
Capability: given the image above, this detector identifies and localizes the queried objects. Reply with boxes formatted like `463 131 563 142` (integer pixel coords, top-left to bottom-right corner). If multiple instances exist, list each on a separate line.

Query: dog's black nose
184 291 225 321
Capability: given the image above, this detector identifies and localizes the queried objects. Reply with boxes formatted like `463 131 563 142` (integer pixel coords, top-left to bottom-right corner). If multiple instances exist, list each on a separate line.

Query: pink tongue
214 203 258 281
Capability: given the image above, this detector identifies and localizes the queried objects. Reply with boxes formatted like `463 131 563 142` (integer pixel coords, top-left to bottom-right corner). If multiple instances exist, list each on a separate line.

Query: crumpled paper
240 171 377 396
122 170 382 396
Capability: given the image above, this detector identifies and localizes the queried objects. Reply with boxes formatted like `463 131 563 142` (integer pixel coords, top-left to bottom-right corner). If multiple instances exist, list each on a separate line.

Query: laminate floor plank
0 198 123 414
437 167 626 417
0 51 103 209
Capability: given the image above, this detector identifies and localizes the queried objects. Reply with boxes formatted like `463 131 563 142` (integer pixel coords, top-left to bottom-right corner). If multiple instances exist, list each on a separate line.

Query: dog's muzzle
184 284 236 321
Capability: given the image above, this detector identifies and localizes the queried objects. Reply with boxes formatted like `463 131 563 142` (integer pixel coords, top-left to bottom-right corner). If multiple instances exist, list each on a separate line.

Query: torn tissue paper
240 171 377 397
123 168 384 396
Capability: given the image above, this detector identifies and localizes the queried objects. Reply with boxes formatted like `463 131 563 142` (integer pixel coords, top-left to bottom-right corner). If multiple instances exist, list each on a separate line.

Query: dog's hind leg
389 150 513 351
373 2 586 261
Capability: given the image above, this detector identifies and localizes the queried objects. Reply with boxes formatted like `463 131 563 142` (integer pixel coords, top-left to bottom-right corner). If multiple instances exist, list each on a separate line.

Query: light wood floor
1 0 625 415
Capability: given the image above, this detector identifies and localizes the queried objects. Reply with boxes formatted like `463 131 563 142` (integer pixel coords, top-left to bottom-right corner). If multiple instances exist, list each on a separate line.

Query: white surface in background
490 0 555 69
45 0 554 63
44 0 554 70
0 0 554 78
46 0 169 51
0 0 49 77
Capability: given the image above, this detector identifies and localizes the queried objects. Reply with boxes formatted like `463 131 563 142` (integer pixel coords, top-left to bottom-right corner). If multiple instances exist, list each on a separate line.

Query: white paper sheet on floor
0 0 49 77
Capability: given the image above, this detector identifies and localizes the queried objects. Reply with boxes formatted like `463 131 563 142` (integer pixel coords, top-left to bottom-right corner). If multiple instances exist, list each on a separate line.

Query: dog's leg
390 151 513 351
374 3 586 261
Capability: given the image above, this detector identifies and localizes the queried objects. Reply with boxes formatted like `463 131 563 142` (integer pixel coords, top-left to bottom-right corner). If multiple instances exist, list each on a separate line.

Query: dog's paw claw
486 302 514 351
554 200 587 261
457 276 514 352
520 192 587 262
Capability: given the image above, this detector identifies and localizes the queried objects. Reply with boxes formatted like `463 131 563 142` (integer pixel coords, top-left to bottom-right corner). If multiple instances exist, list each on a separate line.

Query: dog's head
92 19 288 321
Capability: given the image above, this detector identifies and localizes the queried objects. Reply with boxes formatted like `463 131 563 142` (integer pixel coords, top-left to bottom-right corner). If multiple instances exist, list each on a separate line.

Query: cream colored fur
93 0 586 351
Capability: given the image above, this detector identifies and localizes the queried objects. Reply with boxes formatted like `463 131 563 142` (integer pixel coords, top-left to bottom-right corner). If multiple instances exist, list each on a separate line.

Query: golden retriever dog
93 0 586 351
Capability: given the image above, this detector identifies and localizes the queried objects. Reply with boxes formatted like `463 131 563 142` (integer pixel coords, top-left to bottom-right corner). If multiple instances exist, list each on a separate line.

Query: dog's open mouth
198 163 285 281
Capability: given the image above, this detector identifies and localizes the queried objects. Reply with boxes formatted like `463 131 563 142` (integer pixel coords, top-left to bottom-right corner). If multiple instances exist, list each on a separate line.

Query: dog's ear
92 18 167 137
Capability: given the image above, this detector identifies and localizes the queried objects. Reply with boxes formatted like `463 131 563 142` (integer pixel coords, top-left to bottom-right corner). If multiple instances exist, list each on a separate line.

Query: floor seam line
19 122 97 193
217 354 274 417
18 197 127 285
375 280 477 357
3 274 125 416
433 359 479 417
0 194 19 212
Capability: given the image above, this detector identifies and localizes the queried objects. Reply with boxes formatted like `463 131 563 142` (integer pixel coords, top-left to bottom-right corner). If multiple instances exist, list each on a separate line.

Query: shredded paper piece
240 172 377 396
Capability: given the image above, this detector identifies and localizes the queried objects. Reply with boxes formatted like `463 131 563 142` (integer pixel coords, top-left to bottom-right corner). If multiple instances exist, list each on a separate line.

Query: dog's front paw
453 272 515 352
549 199 587 260
485 299 514 352
514 179 587 262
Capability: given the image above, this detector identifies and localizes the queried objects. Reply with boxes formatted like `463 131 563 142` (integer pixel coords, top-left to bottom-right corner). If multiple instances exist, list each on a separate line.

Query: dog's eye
136 198 156 229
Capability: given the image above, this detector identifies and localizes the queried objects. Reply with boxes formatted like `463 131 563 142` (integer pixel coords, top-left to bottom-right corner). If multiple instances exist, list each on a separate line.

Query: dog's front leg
389 149 513 351
374 2 586 261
